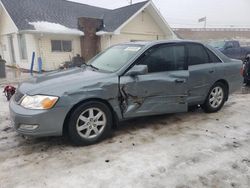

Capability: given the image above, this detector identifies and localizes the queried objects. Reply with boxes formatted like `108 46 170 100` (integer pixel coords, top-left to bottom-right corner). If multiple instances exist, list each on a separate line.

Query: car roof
123 40 204 47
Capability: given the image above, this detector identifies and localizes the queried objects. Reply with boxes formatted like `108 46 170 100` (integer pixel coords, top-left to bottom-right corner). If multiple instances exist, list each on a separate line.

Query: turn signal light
41 98 58 109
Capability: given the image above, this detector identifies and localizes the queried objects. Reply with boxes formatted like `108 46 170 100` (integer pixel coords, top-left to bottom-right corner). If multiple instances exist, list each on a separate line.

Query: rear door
119 43 189 118
186 43 219 105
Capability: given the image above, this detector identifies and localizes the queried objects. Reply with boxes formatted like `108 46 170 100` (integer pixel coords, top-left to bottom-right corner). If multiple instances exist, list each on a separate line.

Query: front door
8 35 16 65
120 44 189 118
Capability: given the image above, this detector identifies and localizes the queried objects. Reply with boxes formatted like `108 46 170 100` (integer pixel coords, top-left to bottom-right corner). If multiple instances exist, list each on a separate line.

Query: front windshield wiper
88 64 99 70
83 63 99 71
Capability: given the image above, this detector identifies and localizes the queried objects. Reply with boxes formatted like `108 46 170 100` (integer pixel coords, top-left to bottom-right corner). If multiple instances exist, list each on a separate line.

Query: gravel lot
0 85 250 188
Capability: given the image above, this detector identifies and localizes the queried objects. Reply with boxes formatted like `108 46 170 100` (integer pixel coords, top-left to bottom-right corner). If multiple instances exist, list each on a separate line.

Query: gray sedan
9 40 242 145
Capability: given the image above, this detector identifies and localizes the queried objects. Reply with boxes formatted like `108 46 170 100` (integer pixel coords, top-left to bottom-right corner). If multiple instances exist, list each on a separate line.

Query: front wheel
202 82 227 113
68 101 113 146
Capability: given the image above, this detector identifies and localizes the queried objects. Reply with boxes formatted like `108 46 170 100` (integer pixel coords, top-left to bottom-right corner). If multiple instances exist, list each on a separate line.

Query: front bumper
9 97 68 137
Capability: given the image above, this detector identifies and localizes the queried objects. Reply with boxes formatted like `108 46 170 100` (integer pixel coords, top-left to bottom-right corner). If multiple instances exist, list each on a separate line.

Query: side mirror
125 65 148 77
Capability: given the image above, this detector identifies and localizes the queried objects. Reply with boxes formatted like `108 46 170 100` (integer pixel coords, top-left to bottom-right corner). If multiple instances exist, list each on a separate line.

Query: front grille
15 90 24 103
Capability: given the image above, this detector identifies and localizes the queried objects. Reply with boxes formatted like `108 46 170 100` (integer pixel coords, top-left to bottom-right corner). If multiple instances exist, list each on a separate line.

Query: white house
0 0 176 71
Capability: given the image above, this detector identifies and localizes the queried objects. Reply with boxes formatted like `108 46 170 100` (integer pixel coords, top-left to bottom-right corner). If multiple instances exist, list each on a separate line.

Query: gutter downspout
108 35 112 47
37 33 44 71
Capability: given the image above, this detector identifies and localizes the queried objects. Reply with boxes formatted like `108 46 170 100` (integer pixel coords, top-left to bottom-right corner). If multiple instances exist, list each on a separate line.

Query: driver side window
137 44 186 73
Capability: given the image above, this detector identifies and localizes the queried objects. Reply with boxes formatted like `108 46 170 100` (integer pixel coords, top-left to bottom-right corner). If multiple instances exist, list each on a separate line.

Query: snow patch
96 31 111 36
29 21 84 36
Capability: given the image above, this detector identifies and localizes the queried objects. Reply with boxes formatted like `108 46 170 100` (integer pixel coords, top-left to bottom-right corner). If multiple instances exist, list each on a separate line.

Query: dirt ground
0 84 250 188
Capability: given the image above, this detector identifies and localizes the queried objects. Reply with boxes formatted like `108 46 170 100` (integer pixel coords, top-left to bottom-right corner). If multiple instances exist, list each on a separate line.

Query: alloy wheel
76 108 107 139
209 86 224 109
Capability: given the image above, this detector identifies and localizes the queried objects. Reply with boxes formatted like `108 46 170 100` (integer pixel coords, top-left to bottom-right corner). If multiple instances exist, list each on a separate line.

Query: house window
18 34 28 59
51 40 72 52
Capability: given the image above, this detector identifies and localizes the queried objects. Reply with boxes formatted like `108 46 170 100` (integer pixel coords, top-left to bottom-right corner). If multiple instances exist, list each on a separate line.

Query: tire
202 82 227 113
246 53 250 60
188 105 199 112
246 80 250 86
67 101 113 146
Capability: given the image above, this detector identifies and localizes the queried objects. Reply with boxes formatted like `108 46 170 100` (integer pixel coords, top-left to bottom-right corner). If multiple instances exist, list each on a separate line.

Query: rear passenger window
138 45 186 73
206 49 222 63
233 41 240 48
187 44 209 66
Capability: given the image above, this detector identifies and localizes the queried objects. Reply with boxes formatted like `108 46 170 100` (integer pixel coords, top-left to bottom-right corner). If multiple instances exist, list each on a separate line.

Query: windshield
209 41 226 49
89 44 143 72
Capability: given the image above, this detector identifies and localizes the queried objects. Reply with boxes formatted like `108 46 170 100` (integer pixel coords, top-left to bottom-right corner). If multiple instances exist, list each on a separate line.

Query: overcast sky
69 0 250 28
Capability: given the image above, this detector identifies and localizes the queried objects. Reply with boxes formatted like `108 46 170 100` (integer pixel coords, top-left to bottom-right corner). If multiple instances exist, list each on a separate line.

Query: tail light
241 64 245 76
240 67 244 76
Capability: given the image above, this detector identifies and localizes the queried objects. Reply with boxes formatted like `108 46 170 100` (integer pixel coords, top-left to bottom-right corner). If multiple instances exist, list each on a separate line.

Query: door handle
209 70 215 73
175 79 186 84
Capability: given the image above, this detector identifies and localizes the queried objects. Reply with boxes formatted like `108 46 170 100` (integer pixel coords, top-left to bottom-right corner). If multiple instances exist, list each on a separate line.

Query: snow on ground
0 87 250 188
29 21 84 36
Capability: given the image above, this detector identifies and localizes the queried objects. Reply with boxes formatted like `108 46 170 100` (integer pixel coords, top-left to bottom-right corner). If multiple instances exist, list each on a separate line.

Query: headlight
20 95 59 110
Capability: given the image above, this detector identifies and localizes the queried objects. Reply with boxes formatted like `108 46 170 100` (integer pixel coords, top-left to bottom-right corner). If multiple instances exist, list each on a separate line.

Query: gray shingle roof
102 1 149 32
1 0 149 32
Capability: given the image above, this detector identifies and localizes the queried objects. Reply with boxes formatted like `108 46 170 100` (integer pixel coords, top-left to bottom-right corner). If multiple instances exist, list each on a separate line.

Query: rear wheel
202 82 227 113
245 53 250 60
246 80 250 86
68 101 113 146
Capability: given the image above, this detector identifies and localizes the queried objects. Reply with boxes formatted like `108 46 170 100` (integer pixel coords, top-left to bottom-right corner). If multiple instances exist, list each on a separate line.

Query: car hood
18 67 113 96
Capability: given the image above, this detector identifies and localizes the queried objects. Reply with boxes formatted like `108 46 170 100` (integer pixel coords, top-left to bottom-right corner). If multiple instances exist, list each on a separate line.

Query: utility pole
129 0 132 5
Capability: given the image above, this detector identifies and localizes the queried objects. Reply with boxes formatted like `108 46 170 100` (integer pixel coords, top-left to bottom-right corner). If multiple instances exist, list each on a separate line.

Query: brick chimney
78 17 103 61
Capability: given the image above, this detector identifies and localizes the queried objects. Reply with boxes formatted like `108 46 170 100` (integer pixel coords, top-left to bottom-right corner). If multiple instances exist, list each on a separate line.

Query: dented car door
119 44 189 118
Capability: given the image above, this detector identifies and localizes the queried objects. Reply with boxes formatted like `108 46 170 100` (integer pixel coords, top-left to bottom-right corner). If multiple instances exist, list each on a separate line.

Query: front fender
56 79 123 120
